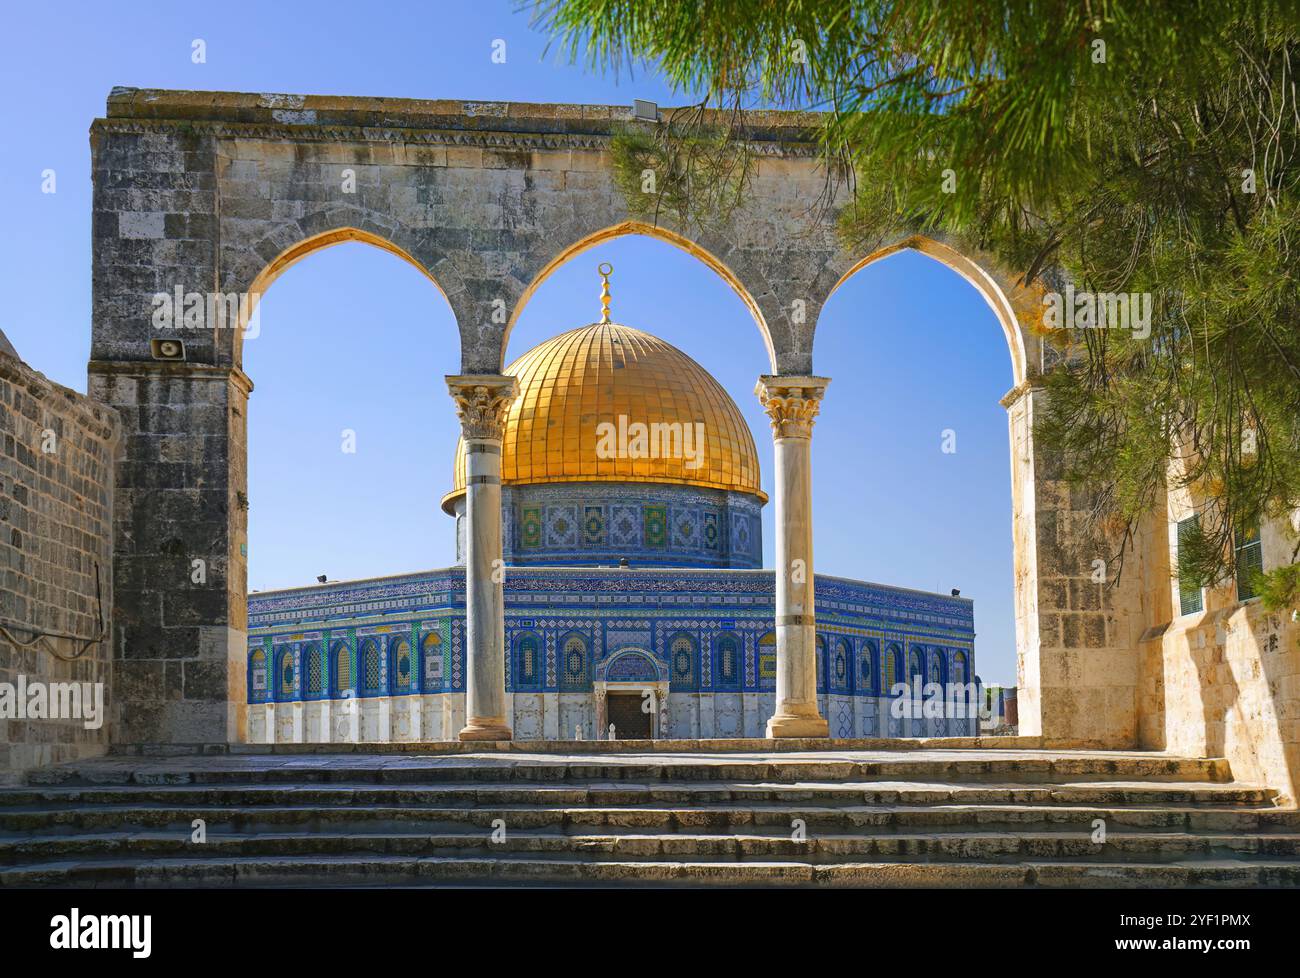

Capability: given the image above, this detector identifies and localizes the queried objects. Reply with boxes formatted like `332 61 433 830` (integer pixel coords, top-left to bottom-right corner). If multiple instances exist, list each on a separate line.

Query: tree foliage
609 101 754 233
533 0 1300 599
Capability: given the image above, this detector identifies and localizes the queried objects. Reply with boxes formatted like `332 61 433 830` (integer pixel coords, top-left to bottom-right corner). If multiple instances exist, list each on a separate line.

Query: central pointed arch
505 221 779 371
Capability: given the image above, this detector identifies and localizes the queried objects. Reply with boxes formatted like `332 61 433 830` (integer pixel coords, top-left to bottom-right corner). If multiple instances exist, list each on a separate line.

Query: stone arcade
244 272 979 743
85 89 1082 754
14 86 1281 803
0 86 1298 888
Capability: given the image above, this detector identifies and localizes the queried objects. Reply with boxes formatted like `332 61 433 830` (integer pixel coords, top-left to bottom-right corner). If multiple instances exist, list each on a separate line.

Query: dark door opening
607 692 653 739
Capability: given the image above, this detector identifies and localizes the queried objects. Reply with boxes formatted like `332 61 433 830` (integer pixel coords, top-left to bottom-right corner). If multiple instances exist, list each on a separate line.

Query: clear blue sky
0 1 1017 682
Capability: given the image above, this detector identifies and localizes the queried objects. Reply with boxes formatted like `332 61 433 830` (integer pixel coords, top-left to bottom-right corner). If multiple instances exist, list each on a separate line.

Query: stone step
5 829 1300 865
5 853 1299 888
3 801 1295 836
8 749 1289 888
0 780 1274 810
30 753 1233 786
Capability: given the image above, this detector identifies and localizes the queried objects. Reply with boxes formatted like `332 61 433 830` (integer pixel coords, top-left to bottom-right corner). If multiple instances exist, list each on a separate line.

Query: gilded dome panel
442 322 765 512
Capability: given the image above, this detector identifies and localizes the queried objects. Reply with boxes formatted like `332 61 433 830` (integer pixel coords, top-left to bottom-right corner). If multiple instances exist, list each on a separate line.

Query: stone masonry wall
0 349 119 782
1152 599 1299 804
1139 461 1300 801
1010 384 1144 748
87 362 249 746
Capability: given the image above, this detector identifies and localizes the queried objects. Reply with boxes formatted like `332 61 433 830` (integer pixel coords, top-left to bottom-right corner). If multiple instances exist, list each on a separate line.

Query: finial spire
598 262 613 323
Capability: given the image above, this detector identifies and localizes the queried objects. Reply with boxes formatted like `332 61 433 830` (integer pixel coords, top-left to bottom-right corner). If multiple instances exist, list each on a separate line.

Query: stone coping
99 87 822 142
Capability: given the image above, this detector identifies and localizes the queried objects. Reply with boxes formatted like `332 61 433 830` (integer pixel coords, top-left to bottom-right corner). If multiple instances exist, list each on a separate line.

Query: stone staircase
2 746 1298 887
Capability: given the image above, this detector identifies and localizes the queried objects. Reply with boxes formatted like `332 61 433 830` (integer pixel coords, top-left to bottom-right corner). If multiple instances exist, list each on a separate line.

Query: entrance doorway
607 692 653 739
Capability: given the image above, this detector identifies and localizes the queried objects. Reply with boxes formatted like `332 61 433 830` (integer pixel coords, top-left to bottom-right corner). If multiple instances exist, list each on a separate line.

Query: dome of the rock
248 266 978 745
441 322 765 514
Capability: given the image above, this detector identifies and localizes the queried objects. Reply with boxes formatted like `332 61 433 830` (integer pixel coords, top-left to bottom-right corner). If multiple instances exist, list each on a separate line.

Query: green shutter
1177 516 1204 616
1235 526 1263 601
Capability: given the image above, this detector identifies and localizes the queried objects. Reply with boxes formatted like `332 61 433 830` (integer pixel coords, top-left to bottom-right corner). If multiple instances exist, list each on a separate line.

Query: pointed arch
815 233 1039 734
882 643 901 693
757 630 778 690
421 631 444 692
513 631 543 690
814 633 828 691
229 226 460 369
908 646 926 683
834 637 853 691
928 648 947 686
504 221 779 371
861 639 879 694
604 649 661 683
275 646 296 702
714 632 741 689
668 631 699 691
248 648 268 702
359 637 384 696
389 636 413 694
559 631 590 690
332 640 353 697
952 649 969 685
818 234 1037 386
303 643 324 699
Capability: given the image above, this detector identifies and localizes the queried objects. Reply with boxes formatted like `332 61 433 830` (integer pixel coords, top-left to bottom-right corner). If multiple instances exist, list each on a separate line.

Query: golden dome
441 319 765 514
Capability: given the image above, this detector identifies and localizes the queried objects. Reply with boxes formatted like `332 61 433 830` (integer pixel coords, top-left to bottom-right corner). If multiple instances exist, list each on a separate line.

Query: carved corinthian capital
754 375 830 439
446 374 519 441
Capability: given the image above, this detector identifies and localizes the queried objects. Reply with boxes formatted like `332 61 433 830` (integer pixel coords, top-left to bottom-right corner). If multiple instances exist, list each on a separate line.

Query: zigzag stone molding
89 118 822 158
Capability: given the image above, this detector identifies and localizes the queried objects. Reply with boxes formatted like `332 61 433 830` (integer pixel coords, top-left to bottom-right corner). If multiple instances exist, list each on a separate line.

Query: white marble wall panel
714 692 743 737
513 692 544 739
559 693 593 740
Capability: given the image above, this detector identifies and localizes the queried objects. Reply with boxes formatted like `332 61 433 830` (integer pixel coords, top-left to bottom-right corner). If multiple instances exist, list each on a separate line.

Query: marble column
446 374 519 741
755 375 830 738
595 687 609 741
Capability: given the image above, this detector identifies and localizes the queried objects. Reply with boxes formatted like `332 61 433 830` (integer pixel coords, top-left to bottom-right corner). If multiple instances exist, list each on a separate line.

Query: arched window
715 633 739 686
670 633 696 689
277 648 296 700
514 632 541 689
422 632 443 691
606 650 659 682
304 644 324 697
249 649 268 700
758 631 777 685
390 637 412 693
560 634 588 689
332 642 352 696
882 644 901 694
952 650 968 685
815 634 827 689
860 640 878 694
835 638 852 689
928 648 945 686
360 638 383 694
908 647 925 683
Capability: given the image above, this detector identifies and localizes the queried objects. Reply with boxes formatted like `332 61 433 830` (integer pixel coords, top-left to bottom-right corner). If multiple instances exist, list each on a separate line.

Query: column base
458 719 513 742
766 713 829 739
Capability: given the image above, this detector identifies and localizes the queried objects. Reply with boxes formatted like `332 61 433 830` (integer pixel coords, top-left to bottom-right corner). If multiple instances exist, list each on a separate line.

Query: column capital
754 375 830 439
446 374 519 441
